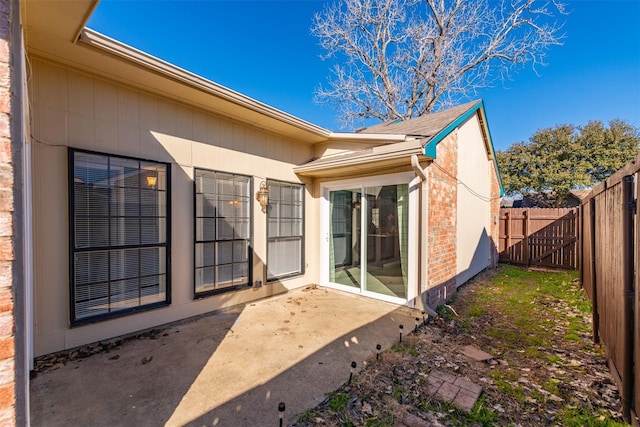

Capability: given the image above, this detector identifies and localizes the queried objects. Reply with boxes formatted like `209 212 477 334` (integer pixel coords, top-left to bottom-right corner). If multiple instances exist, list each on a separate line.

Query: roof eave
423 100 504 196
294 140 428 177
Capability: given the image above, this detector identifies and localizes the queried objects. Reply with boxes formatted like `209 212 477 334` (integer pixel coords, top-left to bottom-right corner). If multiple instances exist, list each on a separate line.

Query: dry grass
293 265 626 427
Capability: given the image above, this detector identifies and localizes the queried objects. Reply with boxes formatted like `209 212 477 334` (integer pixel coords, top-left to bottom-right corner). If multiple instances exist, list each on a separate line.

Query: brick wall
0 0 16 423
427 133 458 307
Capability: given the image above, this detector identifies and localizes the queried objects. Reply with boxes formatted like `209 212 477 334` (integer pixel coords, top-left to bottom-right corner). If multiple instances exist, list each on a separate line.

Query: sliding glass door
327 181 410 302
329 189 361 289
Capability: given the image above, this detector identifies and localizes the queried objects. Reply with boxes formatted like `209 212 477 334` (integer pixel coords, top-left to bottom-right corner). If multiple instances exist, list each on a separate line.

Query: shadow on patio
30 286 419 427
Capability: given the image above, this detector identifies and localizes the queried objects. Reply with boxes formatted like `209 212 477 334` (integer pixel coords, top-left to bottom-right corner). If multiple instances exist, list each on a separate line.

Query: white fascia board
78 28 332 139
327 132 409 143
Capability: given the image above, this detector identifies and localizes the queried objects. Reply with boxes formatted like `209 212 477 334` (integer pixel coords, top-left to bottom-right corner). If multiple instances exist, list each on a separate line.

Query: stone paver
454 376 483 395
436 381 460 401
426 369 482 413
459 344 494 362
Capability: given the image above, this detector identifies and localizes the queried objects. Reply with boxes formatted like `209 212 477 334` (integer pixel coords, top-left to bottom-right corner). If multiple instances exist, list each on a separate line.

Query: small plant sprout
399 324 404 343
349 361 357 384
278 401 285 427
376 343 381 360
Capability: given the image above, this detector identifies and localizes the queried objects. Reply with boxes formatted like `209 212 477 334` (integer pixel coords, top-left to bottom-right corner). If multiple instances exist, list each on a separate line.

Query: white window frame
194 169 252 297
266 180 305 280
320 172 417 305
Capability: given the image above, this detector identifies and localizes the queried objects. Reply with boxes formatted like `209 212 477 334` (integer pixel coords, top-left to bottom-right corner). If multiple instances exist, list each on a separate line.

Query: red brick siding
0 0 15 423
427 133 458 307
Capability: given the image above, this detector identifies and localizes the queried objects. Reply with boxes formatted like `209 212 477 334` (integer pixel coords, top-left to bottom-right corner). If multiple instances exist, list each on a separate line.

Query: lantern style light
256 181 269 213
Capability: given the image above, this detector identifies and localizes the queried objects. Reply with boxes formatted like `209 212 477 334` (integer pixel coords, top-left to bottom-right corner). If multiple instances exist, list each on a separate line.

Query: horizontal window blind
70 150 170 323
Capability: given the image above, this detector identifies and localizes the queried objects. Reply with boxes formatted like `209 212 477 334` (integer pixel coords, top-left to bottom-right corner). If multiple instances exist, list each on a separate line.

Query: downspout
411 154 438 318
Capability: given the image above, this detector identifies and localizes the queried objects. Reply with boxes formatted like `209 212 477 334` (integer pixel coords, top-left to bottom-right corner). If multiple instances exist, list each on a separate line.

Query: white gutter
410 154 437 317
78 28 332 139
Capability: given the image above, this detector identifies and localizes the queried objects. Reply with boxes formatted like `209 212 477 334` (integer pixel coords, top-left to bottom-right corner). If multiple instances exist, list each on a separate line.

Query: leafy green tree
497 120 639 207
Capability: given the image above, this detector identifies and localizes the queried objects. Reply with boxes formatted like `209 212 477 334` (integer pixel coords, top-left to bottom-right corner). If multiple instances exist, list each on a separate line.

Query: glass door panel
329 189 361 288
328 184 408 301
363 184 408 299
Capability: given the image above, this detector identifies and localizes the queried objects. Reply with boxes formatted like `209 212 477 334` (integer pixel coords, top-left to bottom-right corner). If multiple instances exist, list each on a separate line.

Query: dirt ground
293 267 625 426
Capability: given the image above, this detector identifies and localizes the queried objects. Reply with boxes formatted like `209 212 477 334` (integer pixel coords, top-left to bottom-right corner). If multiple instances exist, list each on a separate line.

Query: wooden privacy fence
580 152 640 425
498 208 579 269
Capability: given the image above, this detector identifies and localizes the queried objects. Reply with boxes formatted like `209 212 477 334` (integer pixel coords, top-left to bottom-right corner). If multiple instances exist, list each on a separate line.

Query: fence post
575 209 580 271
589 198 599 344
635 171 640 426
505 211 511 259
523 209 529 266
621 175 635 423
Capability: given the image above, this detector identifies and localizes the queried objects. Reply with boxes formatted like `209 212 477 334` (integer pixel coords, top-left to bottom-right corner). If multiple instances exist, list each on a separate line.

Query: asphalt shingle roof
357 100 482 141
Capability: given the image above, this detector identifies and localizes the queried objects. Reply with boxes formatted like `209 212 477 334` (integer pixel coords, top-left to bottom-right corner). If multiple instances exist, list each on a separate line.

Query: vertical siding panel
117 88 139 152
192 109 208 146
94 80 118 147
157 100 177 137
37 61 68 145
175 106 193 142
138 94 159 157
67 72 94 147
217 116 233 149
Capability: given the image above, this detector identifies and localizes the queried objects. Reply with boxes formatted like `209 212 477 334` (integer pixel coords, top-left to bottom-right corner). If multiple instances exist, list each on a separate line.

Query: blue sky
87 0 640 151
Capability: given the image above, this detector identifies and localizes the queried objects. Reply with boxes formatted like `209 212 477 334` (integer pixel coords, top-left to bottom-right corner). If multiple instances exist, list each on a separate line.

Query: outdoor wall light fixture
256 181 269 213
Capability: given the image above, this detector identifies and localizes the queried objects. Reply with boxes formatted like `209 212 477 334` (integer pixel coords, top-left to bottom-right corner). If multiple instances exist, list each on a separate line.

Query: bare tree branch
312 0 567 128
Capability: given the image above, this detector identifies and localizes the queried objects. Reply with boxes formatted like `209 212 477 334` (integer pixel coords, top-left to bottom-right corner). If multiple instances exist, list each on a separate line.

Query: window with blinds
70 150 170 324
266 180 304 280
194 169 251 296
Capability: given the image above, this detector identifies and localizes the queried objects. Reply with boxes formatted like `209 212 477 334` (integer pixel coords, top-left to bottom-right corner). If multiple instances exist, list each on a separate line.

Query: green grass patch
364 413 395 427
391 341 418 357
418 397 497 426
559 407 627 426
327 390 351 411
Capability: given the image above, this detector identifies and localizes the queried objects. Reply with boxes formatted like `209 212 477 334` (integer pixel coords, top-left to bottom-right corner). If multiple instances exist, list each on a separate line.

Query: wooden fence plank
499 207 578 269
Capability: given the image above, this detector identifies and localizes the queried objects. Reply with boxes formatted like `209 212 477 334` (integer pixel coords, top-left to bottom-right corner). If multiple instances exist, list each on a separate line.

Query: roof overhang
422 100 504 196
22 0 332 144
294 138 428 178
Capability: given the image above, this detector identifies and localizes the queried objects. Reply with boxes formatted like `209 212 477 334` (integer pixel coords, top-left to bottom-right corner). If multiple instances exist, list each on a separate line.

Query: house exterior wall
0 0 15 421
489 161 500 267
30 58 319 356
455 115 495 285
426 133 458 307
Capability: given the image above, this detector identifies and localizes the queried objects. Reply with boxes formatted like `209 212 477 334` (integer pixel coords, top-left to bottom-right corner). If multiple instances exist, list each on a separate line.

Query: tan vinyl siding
455 114 494 286
30 58 319 356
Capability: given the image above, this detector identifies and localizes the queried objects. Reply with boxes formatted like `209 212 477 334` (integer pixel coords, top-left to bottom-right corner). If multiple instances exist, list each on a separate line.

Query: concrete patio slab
30 286 419 426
